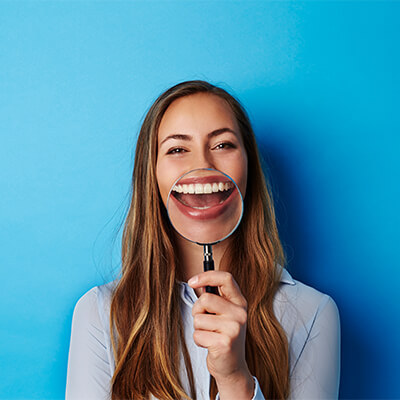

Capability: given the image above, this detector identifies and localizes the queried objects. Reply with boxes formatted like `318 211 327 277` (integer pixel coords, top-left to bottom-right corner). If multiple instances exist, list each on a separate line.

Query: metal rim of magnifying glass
166 167 244 246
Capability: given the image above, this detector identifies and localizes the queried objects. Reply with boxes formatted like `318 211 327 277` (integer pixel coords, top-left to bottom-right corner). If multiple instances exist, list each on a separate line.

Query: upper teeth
172 182 233 194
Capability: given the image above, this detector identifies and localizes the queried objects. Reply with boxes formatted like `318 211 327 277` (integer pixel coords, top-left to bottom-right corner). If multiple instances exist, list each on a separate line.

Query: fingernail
188 276 198 286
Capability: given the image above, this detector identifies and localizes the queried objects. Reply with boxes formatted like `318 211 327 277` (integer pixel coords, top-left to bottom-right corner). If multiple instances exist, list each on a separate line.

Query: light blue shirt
66 268 340 399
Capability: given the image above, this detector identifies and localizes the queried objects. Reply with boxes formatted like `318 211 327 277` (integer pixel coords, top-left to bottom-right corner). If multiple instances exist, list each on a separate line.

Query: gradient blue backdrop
1 1 399 399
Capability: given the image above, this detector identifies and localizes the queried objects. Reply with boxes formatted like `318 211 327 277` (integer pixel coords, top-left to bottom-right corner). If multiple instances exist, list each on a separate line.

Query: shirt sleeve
289 295 341 399
66 287 112 400
215 376 262 400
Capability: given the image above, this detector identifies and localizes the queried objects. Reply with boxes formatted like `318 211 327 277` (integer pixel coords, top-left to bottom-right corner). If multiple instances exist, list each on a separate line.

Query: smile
172 181 234 209
171 181 234 210
168 174 238 221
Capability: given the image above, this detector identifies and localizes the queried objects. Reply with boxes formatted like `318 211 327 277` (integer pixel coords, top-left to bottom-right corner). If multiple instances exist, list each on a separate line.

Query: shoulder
67 281 118 398
71 280 118 333
274 268 340 376
71 286 98 324
274 267 340 328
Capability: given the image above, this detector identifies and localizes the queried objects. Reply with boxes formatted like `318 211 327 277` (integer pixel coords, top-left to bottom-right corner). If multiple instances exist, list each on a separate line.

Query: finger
193 313 242 337
188 271 247 308
193 312 222 332
192 293 247 325
193 329 228 350
192 292 234 316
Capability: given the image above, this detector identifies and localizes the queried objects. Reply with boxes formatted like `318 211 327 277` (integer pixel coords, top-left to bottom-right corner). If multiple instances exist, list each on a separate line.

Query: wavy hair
109 80 290 399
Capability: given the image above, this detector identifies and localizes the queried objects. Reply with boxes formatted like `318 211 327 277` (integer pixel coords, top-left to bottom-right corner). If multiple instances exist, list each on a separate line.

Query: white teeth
204 183 212 194
195 183 203 194
173 181 233 194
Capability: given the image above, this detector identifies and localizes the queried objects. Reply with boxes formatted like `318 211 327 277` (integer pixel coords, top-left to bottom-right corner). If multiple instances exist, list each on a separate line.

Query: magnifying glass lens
166 168 243 245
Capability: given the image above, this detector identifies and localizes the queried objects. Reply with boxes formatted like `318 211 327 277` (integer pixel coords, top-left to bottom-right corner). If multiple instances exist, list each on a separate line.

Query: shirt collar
278 265 296 286
178 281 198 307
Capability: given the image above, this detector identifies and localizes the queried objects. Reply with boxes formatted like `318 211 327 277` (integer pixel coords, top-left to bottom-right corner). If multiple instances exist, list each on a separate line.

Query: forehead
158 93 239 140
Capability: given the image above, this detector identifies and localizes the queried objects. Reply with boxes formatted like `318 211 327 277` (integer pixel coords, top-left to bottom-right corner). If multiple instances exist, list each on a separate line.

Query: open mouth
171 181 234 210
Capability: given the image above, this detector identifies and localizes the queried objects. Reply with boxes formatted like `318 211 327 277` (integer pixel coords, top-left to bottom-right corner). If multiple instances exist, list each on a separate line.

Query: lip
170 184 238 220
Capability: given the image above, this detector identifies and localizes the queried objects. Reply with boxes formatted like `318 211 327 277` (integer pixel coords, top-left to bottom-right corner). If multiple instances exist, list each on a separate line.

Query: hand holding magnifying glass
166 168 253 397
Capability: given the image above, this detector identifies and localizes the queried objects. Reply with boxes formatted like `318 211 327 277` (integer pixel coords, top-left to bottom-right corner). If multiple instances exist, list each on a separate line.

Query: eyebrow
159 128 237 147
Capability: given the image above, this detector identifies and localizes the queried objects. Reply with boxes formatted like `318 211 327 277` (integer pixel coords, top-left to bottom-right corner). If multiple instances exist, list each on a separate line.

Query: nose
191 148 216 171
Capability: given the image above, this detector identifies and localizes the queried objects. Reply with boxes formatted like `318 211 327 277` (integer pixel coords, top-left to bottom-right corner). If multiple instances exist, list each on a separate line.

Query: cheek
156 158 181 207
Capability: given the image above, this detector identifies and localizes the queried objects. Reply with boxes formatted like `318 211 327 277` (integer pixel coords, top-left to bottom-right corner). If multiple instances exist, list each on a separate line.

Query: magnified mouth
171 181 234 209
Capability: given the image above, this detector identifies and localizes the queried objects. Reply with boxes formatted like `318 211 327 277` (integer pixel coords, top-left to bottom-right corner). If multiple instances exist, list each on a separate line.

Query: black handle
203 259 219 295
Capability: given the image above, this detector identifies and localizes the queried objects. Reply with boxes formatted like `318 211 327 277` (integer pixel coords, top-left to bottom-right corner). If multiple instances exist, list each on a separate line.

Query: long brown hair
110 81 290 399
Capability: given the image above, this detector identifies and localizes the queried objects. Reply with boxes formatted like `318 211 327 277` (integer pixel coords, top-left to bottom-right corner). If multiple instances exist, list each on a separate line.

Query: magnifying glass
166 168 244 294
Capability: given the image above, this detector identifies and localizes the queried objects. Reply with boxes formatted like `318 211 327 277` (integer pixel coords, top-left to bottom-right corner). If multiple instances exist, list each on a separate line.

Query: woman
66 80 340 400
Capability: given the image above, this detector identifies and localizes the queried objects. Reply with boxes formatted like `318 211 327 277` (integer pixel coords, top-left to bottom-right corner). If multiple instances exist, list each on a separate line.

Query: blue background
1 1 399 399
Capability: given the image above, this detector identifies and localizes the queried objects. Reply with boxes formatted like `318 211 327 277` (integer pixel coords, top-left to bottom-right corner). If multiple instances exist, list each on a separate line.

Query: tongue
177 192 227 208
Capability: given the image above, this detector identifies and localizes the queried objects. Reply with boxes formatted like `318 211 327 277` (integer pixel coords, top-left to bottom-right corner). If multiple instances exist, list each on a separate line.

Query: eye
167 147 187 155
213 142 236 150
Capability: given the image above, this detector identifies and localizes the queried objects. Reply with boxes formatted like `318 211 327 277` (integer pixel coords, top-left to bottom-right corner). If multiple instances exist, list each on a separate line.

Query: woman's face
156 93 248 211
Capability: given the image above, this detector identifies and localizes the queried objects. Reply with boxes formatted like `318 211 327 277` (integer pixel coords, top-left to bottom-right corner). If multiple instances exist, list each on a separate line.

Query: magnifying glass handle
204 259 219 295
203 244 219 295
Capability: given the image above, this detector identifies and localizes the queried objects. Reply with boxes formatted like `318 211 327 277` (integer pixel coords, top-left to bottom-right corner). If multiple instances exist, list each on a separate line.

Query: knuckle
193 331 201 345
191 303 199 317
224 272 234 285
237 308 248 325
200 292 212 304
220 335 233 350
230 321 241 337
193 314 200 329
